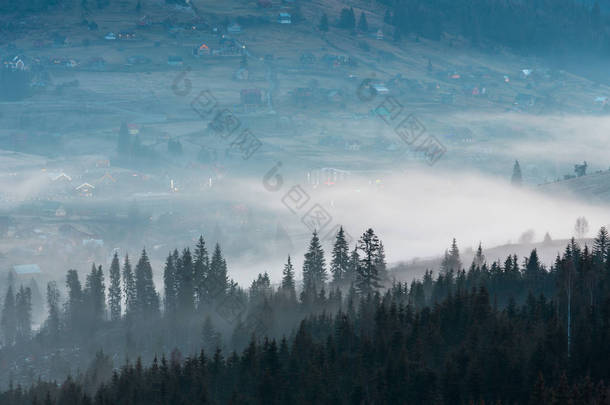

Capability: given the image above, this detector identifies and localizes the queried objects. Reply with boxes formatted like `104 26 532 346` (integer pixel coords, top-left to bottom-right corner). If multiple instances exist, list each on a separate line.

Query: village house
307 168 350 187
440 93 455 104
82 238 104 248
346 140 362 152
137 15 151 27
167 56 184 66
227 22 242 34
75 182 95 197
10 56 26 70
291 87 315 106
96 159 110 168
595 96 608 107
193 43 211 57
128 124 140 135
127 56 151 65
371 82 389 95
233 67 249 80
514 93 536 107
10 264 42 279
118 31 136 40
520 69 533 79
55 205 67 217
300 52 315 64
50 172 72 182
86 57 106 71
278 13 292 24
240 89 263 106
97 173 117 187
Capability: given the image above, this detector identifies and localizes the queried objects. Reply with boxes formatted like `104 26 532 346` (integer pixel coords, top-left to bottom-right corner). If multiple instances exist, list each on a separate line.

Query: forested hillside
1 227 610 403
385 0 610 54
3 0 610 56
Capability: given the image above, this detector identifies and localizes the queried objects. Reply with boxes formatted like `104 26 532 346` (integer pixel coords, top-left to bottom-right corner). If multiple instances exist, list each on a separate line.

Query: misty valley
1 0 610 403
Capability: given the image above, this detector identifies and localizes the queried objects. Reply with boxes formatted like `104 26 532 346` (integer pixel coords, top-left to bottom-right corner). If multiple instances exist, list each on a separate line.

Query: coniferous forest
0 227 610 404
4 0 610 56
3 0 610 402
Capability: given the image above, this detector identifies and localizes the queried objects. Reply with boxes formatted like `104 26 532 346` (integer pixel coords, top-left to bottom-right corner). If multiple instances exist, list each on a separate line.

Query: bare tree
574 217 589 239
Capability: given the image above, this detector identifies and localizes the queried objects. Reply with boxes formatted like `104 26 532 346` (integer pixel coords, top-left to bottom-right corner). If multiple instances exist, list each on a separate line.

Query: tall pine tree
375 241 388 283
1 285 16 346
163 251 178 316
319 13 329 32
441 238 462 274
108 253 122 322
281 256 296 301
117 121 130 157
46 281 60 339
15 286 32 342
358 11 368 32
65 269 83 332
122 255 136 317
176 248 195 315
302 231 327 297
355 228 382 295
511 160 523 186
346 247 359 286
593 226 609 262
85 264 106 324
330 227 350 286
208 244 228 302
194 236 210 310
135 249 159 318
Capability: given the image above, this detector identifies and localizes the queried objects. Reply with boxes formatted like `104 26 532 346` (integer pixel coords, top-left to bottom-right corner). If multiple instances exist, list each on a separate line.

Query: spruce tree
194 236 210 310
281 256 296 301
346 247 359 285
250 272 272 302
117 122 130 157
163 251 178 315
135 249 159 318
511 160 523 186
349 8 356 29
593 226 608 261
176 248 195 315
375 241 388 283
355 228 382 295
15 286 32 342
441 239 462 274
339 7 356 30
525 249 542 282
330 227 350 286
302 231 327 296
65 269 83 331
208 244 228 301
46 281 61 339
358 12 368 32
85 264 106 324
473 242 486 268
108 253 122 322
1 285 16 346
122 255 136 317
384 9 392 24
202 316 221 353
319 13 329 32
450 238 462 269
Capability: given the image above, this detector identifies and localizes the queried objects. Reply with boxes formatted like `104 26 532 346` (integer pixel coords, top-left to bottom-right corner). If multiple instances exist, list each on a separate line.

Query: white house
278 13 292 24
